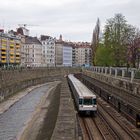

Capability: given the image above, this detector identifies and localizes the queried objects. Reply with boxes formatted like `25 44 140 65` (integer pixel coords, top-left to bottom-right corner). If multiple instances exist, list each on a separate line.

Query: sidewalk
0 83 48 114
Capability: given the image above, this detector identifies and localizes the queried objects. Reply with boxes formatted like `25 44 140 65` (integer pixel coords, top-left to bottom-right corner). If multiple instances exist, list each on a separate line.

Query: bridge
0 67 140 140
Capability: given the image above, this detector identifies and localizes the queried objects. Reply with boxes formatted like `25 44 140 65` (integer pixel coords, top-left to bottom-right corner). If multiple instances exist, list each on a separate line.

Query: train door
136 114 140 128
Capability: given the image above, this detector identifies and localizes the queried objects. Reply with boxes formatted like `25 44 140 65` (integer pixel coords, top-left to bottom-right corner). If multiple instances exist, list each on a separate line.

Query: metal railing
85 66 140 82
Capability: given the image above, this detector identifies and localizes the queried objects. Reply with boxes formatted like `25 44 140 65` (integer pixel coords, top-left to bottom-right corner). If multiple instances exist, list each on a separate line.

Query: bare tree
127 28 140 68
91 18 100 65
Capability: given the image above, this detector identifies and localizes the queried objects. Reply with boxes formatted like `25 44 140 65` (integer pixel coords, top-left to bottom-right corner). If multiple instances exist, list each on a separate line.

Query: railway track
78 116 103 140
94 114 117 140
78 115 116 140
70 75 140 139
77 98 140 140
98 98 140 140
78 106 140 140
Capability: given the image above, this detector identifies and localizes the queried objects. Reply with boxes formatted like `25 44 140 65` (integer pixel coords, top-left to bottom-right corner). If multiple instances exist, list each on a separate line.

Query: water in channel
0 84 49 140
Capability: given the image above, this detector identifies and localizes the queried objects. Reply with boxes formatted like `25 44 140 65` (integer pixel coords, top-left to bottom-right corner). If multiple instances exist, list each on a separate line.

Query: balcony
1 47 6 50
16 60 20 63
10 60 15 63
10 44 14 47
1 55 6 58
10 40 14 43
16 57 20 60
10 52 15 55
2 43 7 47
10 48 14 51
1 51 6 54
10 56 15 59
1 59 6 63
16 45 20 48
2 39 7 42
16 53 20 55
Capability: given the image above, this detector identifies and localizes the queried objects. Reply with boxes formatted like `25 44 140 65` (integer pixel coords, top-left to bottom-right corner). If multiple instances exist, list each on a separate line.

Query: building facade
0 31 21 66
63 43 72 66
40 35 55 67
55 41 63 66
23 36 42 67
72 42 92 66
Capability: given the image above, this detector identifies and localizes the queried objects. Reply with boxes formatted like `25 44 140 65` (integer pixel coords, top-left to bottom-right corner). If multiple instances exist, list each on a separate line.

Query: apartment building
0 30 21 66
72 44 79 66
72 42 92 66
77 47 86 65
23 36 42 67
55 41 63 66
20 35 26 66
85 47 92 66
40 35 55 67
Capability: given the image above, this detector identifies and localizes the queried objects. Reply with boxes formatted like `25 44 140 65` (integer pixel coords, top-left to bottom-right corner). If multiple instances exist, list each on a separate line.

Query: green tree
104 13 130 66
94 13 140 67
95 43 115 66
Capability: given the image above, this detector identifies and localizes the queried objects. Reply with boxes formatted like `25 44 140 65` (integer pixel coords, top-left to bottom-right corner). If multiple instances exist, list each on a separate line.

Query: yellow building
0 32 21 66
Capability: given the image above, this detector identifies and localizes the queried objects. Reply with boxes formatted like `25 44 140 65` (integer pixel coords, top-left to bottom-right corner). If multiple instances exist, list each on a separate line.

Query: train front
78 96 97 115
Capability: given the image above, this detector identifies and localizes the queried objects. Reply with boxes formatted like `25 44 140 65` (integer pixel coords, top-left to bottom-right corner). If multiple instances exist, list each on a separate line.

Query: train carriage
68 74 97 115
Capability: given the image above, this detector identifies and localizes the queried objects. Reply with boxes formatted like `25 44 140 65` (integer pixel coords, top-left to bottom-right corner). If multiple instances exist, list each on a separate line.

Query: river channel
0 84 49 140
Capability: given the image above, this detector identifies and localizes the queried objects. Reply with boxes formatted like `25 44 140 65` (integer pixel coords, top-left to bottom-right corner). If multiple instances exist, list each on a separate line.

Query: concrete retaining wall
83 70 140 96
0 67 81 102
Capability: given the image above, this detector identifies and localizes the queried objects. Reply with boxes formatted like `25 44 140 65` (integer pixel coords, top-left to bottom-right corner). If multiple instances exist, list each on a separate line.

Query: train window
79 99 83 105
93 99 96 105
83 99 92 105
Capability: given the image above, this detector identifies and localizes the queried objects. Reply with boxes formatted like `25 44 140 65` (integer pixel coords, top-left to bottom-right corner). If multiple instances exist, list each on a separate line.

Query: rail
98 98 140 140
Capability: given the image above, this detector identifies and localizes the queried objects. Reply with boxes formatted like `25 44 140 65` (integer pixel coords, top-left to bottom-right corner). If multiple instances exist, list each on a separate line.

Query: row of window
42 42 55 45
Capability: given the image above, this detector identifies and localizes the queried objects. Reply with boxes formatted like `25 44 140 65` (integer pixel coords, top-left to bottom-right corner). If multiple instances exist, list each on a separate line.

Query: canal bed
0 84 49 140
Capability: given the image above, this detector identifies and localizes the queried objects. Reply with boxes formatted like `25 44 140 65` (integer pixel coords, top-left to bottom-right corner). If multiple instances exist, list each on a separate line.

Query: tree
127 28 140 68
91 18 100 65
94 13 140 68
95 43 115 66
104 13 131 66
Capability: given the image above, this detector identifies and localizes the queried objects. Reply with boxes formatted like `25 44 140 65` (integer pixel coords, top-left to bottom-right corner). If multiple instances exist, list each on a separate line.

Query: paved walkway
51 78 78 140
0 83 47 114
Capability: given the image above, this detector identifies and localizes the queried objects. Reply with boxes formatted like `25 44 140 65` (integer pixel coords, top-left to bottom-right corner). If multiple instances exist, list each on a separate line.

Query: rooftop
25 36 42 45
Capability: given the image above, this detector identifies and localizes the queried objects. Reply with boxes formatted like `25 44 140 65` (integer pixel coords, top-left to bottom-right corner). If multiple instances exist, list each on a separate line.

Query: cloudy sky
0 0 140 42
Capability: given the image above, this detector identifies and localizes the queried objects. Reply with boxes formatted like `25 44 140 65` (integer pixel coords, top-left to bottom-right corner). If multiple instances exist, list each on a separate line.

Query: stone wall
83 70 140 96
0 67 81 102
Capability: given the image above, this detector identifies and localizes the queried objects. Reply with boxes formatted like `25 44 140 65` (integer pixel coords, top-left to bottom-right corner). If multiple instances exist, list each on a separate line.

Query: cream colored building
72 42 92 66
23 36 42 67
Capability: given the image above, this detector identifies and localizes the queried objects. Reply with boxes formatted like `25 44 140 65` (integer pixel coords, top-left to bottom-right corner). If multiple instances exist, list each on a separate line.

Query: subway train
67 74 97 115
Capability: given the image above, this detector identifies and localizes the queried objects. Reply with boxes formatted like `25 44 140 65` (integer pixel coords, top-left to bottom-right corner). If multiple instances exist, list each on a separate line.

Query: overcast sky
0 0 140 42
